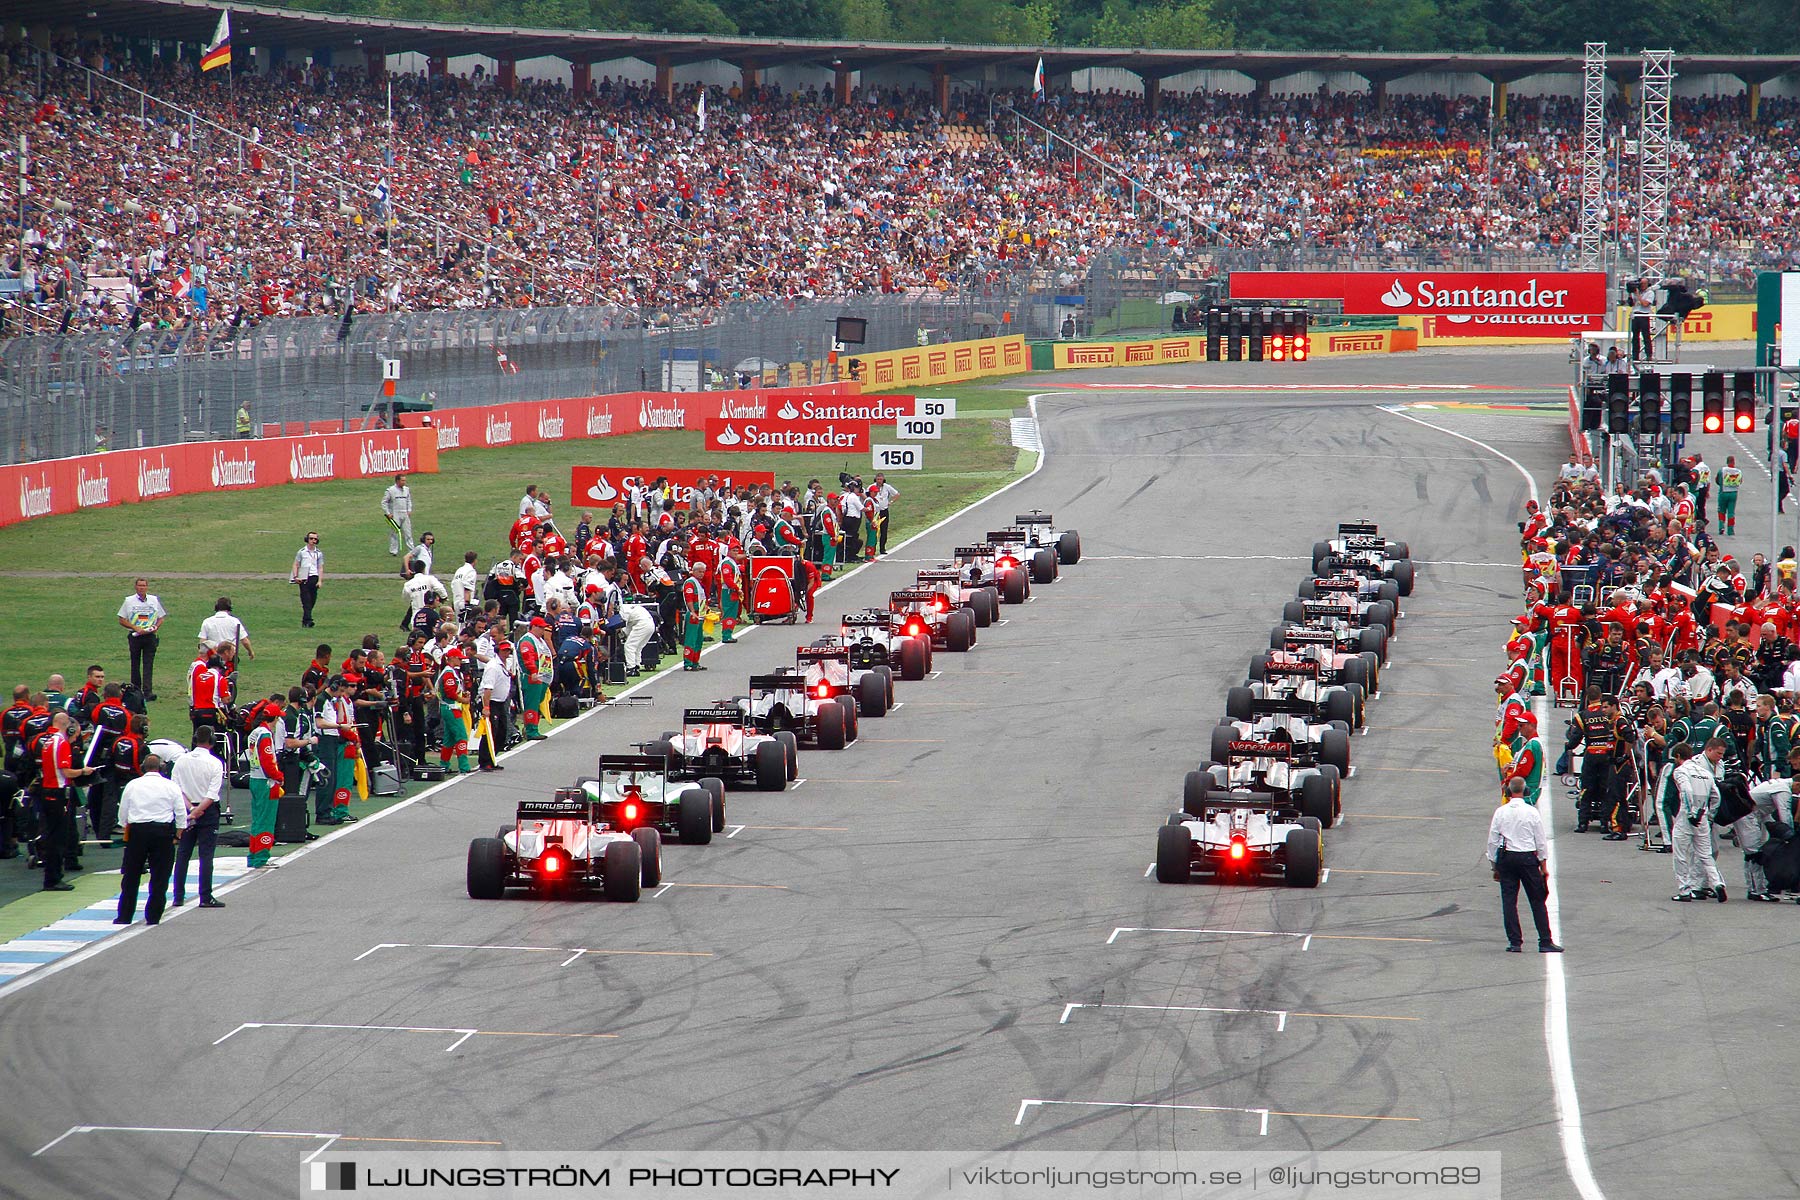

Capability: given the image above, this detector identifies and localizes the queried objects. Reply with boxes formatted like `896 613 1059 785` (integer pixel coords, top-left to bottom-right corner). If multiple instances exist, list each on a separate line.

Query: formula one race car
1271 599 1389 664
985 528 1059 587
1158 742 1324 887
649 706 795 793
1212 692 1352 783
891 588 977 653
1013 510 1083 566
841 608 932 681
1234 653 1367 730
740 664 860 750
1312 521 1414 596
952 543 1031 605
466 789 660 901
1299 571 1401 609
1251 628 1382 698
916 568 1000 628
578 753 721 844
1282 577 1396 638
805 637 896 717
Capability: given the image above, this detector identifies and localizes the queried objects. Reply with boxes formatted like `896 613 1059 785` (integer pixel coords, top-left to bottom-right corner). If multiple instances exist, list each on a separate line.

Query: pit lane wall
1048 329 1417 370
0 381 859 531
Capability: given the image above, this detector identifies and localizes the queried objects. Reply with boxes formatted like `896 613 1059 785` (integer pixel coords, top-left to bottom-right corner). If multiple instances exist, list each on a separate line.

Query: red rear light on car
622 801 639 822
815 682 832 698
906 619 925 636
997 557 1016 570
931 596 949 612
1228 836 1247 862
540 847 568 876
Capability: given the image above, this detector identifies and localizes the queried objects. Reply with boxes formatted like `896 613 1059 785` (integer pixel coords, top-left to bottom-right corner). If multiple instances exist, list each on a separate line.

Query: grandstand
2 0 1798 458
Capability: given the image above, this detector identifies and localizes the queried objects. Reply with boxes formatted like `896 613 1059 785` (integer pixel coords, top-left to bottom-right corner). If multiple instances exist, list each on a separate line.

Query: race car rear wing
953 545 994 559
985 530 1026 544
916 570 962 584
1281 627 1337 646
520 796 590 819
1302 600 1353 620
796 647 849 664
598 754 668 774
1251 697 1317 717
1338 521 1381 538
890 588 937 606
749 673 805 694
1310 577 1362 593
843 610 889 627
683 707 746 726
1013 513 1054 526
1225 738 1294 763
1263 659 1320 679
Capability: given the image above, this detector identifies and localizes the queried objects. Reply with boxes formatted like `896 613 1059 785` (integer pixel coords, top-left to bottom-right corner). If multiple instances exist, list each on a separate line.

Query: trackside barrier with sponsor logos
845 335 1027 389
571 467 776 509
1050 329 1416 370
0 383 858 531
1403 303 1756 347
0 428 440 529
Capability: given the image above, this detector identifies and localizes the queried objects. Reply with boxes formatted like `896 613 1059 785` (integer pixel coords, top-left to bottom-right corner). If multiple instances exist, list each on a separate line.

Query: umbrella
735 356 780 372
1160 290 1194 305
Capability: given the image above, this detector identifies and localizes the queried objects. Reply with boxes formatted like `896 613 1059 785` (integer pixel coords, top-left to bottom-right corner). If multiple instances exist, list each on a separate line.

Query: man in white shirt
868 475 899 555
411 531 436 576
840 488 866 558
519 485 540 520
451 552 481 619
477 642 515 771
291 532 324 628
1486 778 1561 952
117 577 166 700
170 731 226 909
1672 738 1729 902
197 599 253 661
403 564 446 614
114 756 187 925
382 473 414 556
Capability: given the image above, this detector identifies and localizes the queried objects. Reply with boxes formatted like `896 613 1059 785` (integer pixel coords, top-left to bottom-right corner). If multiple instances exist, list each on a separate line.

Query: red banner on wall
1416 313 1600 339
1230 271 1608 317
570 467 775 509
703 417 870 453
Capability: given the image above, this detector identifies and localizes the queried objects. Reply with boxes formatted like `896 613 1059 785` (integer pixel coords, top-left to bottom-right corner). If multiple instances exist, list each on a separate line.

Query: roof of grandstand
17 0 1800 84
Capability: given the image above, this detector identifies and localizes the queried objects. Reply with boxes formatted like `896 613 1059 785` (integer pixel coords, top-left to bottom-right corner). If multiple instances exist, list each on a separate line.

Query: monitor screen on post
835 316 867 346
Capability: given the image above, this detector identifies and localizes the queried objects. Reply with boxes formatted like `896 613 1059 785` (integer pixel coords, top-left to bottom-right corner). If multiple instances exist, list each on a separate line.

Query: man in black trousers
114 756 186 925
1487 778 1563 953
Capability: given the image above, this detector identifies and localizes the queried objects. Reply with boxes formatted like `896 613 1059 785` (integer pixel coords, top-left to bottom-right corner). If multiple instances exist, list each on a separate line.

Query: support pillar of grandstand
1251 77 1271 113
428 55 447 80
931 65 949 115
1491 79 1507 121
498 60 517 93
572 62 592 96
1142 76 1160 117
654 57 673 102
1371 80 1388 113
1747 80 1761 122
364 49 385 81
834 66 852 107
742 60 761 93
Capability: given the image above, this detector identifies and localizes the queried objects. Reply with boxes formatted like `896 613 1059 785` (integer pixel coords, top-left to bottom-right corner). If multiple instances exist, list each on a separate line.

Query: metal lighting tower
1637 49 1674 287
1578 42 1607 273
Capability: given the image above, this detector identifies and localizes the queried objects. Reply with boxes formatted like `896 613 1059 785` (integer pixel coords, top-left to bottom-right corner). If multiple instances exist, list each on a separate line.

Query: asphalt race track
4 349 1795 1200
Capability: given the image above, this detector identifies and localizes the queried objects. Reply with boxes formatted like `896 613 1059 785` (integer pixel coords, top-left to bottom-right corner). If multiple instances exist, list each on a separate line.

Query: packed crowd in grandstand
6 38 1800 336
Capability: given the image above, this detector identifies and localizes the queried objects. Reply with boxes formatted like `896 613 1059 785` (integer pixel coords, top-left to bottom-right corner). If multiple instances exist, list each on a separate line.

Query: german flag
200 11 231 72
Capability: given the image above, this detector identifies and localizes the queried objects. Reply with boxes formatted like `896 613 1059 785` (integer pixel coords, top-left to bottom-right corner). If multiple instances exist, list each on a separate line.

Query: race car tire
946 611 975 653
1365 600 1396 633
1341 655 1372 694
676 787 714 845
1270 623 1291 651
646 738 678 764
1282 600 1307 624
898 636 930 681
467 838 508 900
1311 541 1332 572
1316 763 1343 807
1031 550 1057 585
1058 530 1082 564
1225 686 1254 723
1247 654 1268 683
1359 624 1387 660
1391 559 1416 597
837 696 859 744
1298 815 1323 833
970 589 997 628
1359 651 1382 691
1000 568 1028 605
1298 579 1318 601
1300 772 1336 828
1209 724 1236 767
1183 769 1210 817
754 740 787 791
1155 824 1193 884
699 777 727 832
1320 729 1352 776
776 731 799 780
1197 760 1225 789
816 700 848 750
1345 683 1367 729
1284 827 1322 888
495 825 514 840
660 730 679 745
875 665 896 706
1377 579 1401 607
1324 689 1355 729
633 827 662 888
603 840 643 902
857 672 889 719
1386 540 1411 561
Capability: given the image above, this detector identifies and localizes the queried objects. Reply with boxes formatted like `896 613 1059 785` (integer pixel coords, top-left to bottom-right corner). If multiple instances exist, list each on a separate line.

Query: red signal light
1704 413 1724 433
1735 410 1754 432
1271 345 1287 362
1228 836 1247 861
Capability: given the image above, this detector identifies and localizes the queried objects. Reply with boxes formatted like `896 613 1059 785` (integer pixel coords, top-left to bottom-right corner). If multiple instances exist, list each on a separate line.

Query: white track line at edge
1377 403 1605 1200
0 393 1063 1003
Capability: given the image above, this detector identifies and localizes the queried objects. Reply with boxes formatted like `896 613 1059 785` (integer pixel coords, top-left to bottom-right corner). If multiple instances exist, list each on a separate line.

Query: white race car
916 568 1000 628
797 642 893 717
649 706 795 793
1158 745 1324 887
741 664 860 750
1211 694 1352 788
1012 510 1083 567
1235 653 1367 730
466 789 661 901
1312 521 1414 596
1250 632 1382 701
841 608 932 681
1282 577 1396 638
1271 599 1389 665
985 527 1060 586
952 543 1031 605
890 587 977 654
